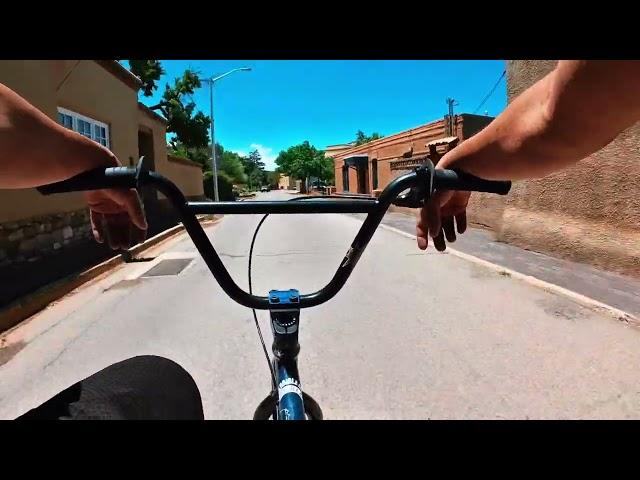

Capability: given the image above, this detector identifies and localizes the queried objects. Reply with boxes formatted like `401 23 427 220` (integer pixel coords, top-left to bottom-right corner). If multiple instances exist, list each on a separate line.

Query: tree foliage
354 130 383 146
169 142 247 185
129 61 274 196
240 149 267 190
266 171 280 189
128 60 165 97
129 61 210 150
275 141 333 193
168 142 211 170
219 150 248 185
203 172 236 201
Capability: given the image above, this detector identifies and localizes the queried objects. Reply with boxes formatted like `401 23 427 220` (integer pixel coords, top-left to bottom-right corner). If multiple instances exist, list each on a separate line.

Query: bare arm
439 60 640 179
417 60 640 251
0 82 146 249
0 83 121 188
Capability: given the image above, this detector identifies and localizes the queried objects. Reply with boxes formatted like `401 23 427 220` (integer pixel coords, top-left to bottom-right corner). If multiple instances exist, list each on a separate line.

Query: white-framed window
57 107 110 148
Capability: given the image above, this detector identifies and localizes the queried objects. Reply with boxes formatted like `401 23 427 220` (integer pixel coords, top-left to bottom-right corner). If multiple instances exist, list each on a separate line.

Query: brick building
328 114 494 195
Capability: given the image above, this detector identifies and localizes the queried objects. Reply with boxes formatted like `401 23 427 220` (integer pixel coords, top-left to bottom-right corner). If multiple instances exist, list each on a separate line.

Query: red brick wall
334 164 361 193
331 115 494 196
334 164 343 191
348 166 358 193
331 119 448 194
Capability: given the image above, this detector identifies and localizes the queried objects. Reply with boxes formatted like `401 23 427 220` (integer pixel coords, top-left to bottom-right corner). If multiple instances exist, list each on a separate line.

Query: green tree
128 60 165 97
354 129 383 146
129 61 211 150
167 142 213 171
241 149 266 191
169 142 247 185
203 172 236 201
129 61 264 197
275 141 333 193
266 171 280 189
220 151 248 184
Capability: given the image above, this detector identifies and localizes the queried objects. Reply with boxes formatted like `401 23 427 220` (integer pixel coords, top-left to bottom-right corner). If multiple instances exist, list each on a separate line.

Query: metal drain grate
141 258 193 277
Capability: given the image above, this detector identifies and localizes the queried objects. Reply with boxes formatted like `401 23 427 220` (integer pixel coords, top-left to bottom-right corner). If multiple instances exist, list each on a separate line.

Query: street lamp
202 67 252 202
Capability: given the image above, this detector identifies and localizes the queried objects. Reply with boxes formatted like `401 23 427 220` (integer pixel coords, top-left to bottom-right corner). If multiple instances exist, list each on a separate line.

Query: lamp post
202 67 252 201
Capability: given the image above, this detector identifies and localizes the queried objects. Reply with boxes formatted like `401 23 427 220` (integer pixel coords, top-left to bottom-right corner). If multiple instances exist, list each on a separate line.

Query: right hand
416 190 470 251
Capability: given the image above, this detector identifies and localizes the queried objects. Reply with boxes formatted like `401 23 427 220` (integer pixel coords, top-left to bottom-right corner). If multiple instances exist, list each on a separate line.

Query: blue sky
136 60 507 170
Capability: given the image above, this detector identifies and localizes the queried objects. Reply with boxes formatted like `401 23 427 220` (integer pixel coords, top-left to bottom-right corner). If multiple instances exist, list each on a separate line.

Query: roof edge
94 60 143 91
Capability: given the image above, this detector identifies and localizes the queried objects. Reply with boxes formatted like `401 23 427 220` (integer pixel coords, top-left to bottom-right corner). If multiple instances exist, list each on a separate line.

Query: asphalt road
2 190 640 419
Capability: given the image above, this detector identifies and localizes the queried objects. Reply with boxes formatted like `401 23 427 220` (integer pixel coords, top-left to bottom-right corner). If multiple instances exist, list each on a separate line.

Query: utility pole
445 97 459 136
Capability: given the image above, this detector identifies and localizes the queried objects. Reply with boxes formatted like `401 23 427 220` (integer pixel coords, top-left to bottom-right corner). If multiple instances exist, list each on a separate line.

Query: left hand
85 188 147 250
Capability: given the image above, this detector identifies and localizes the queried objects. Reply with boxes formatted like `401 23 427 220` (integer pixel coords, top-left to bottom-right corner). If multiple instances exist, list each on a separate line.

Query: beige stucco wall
278 175 302 190
0 60 139 222
464 60 640 275
137 107 167 170
164 157 204 198
497 60 640 276
137 108 203 199
56 60 139 166
278 175 289 189
0 60 203 224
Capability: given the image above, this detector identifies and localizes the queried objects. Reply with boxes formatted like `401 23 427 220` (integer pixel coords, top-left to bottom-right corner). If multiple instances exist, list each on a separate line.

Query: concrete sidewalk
351 211 640 318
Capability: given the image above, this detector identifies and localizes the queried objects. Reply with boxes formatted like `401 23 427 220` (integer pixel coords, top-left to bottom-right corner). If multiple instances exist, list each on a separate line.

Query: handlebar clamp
134 156 147 190
392 160 435 208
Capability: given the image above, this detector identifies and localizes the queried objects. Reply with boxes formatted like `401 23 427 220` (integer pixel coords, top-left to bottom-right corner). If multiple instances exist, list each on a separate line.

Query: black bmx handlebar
37 159 510 310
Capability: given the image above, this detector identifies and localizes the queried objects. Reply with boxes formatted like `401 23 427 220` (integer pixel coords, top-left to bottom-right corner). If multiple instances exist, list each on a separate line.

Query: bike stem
268 289 305 420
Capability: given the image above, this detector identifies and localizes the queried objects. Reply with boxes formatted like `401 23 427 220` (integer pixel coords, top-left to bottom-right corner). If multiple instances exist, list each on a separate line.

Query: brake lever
391 161 435 208
134 156 148 190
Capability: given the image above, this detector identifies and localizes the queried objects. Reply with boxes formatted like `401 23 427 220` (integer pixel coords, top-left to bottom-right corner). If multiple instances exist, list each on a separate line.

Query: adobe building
0 60 205 309
488 60 640 276
328 114 494 196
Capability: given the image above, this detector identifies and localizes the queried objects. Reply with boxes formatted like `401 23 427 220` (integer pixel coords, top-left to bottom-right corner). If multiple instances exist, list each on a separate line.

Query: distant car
260 186 270 192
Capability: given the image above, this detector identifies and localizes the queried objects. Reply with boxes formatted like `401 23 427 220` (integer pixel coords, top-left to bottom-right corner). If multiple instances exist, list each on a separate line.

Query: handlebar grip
36 166 139 195
434 169 511 195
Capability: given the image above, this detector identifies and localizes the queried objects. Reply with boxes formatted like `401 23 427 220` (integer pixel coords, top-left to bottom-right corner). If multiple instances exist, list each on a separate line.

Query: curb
0 216 221 334
376 222 639 327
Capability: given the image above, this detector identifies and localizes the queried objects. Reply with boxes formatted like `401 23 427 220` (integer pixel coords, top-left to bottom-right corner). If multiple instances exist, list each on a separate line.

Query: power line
473 69 506 114
56 60 82 92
